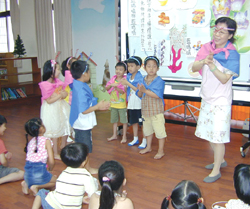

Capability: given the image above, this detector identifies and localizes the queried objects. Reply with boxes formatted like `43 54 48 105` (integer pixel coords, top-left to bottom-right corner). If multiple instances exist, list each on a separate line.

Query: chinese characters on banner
128 0 139 36
140 0 152 51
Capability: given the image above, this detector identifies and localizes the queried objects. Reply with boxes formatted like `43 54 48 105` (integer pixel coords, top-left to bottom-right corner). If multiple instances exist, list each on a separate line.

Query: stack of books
1 88 27 100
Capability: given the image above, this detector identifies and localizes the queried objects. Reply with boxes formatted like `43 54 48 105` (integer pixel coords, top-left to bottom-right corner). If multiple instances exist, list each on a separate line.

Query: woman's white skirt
195 100 231 143
41 100 71 138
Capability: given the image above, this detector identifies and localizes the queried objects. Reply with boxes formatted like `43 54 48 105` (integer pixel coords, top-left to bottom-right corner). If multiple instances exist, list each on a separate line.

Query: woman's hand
204 51 214 67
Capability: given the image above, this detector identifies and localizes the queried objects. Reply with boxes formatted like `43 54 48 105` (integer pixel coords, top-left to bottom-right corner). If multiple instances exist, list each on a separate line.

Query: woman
192 17 239 183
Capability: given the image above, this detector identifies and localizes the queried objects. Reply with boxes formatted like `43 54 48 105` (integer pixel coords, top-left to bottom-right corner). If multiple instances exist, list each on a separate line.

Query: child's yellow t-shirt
110 80 126 109
64 85 71 104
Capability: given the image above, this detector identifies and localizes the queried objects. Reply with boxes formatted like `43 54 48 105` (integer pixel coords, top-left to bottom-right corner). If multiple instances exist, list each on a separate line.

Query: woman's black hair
215 16 237 43
61 56 77 77
0 115 7 126
70 60 89 80
42 60 57 81
127 56 142 66
234 164 250 205
24 118 43 153
98 160 125 209
60 143 89 168
161 180 206 209
144 56 160 67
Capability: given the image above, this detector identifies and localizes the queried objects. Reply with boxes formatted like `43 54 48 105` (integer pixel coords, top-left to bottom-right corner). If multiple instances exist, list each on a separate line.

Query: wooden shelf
0 53 41 106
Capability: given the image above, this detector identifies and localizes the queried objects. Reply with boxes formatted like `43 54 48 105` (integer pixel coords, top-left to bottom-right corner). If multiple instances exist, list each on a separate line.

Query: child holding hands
39 60 71 159
0 115 24 185
120 56 147 148
136 56 167 159
106 61 128 143
70 60 110 174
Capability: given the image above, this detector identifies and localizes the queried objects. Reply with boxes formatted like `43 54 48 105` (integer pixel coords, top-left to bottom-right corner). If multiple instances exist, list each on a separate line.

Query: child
161 180 206 209
61 56 77 105
89 160 134 209
106 61 128 143
120 56 147 148
70 60 110 174
32 143 98 209
39 59 71 159
0 115 24 184
136 56 167 159
21 118 57 195
212 164 250 209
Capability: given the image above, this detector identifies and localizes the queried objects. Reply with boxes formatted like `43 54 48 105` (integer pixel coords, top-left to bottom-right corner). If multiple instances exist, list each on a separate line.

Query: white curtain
54 0 73 67
10 0 20 41
34 0 55 68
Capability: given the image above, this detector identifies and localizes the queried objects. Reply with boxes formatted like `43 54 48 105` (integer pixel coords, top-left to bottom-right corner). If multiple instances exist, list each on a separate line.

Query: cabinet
0 53 41 106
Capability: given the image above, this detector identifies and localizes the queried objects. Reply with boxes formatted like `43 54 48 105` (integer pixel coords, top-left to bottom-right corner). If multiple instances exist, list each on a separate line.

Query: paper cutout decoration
168 45 183 73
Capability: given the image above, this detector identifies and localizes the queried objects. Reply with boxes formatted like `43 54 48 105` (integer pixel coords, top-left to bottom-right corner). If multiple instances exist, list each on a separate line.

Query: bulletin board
128 0 250 83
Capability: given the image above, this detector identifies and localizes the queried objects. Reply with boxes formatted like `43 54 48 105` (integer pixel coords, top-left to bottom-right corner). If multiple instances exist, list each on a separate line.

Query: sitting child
161 180 206 209
212 163 250 209
89 160 134 209
32 143 98 209
0 115 24 184
22 118 56 195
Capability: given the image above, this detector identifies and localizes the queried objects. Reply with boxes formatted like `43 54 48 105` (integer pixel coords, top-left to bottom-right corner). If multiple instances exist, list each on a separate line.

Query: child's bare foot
54 154 61 160
120 138 127 144
21 181 29 194
30 185 38 196
107 136 117 142
88 167 98 175
139 148 152 154
154 152 165 160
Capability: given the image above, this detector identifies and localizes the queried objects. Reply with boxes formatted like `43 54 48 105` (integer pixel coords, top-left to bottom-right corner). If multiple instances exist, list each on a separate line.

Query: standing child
120 56 147 148
70 60 110 174
106 61 128 143
39 59 71 160
0 115 24 185
161 180 206 209
32 143 98 209
89 160 134 209
136 56 167 159
61 56 77 105
21 118 57 195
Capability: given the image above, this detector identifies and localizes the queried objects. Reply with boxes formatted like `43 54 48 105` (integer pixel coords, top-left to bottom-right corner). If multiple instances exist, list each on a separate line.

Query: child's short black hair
60 143 89 168
115 61 127 73
144 56 160 67
70 60 89 80
127 56 142 66
234 164 250 205
0 115 7 126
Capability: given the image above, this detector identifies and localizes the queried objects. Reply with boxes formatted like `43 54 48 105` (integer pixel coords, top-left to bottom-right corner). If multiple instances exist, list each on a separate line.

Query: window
0 0 14 53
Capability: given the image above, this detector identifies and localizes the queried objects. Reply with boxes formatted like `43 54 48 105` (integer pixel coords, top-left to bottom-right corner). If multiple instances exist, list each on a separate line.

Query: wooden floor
0 101 249 209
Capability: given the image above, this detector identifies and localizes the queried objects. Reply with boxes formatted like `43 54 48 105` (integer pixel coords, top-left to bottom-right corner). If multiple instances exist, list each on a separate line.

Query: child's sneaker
128 139 139 146
138 138 147 149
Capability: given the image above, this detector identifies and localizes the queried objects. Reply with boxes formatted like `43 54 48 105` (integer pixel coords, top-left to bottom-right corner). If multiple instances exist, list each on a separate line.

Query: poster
127 0 250 83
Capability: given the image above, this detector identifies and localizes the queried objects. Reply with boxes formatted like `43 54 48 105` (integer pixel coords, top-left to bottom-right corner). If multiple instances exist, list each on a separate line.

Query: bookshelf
0 53 41 106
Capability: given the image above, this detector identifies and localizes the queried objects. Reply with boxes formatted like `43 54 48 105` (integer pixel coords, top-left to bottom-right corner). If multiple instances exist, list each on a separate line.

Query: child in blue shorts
120 56 147 149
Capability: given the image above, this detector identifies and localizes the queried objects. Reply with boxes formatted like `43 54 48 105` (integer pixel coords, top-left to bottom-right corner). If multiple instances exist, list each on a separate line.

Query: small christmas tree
13 35 26 58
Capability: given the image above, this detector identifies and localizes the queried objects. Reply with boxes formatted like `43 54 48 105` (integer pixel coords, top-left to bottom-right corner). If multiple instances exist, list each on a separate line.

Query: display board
128 0 250 83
